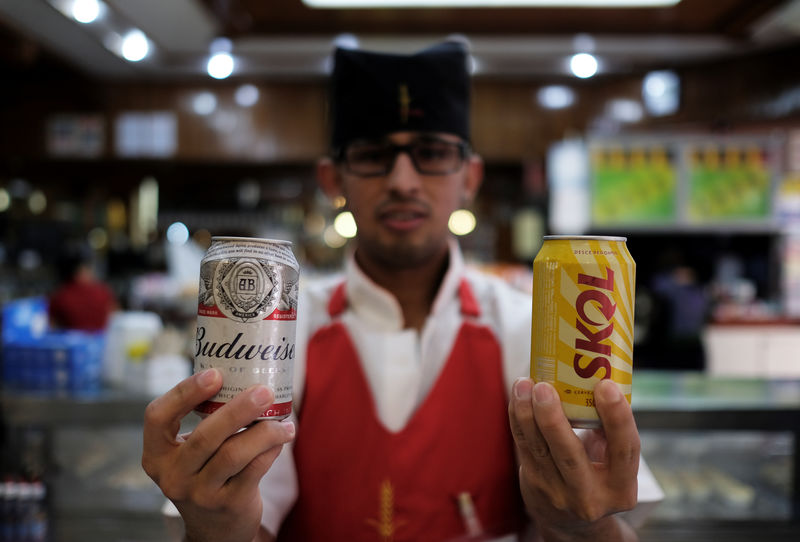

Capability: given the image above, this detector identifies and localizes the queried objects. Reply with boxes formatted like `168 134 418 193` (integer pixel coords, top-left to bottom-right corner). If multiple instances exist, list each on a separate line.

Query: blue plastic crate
2 297 48 343
2 331 105 395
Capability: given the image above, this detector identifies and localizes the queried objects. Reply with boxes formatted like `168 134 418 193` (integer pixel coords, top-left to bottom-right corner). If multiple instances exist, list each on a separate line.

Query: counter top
633 370 800 411
4 370 800 425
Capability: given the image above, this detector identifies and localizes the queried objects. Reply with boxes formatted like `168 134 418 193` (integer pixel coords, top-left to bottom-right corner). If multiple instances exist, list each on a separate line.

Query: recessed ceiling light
537 85 576 109
235 84 260 107
192 92 217 116
570 53 598 78
207 52 235 79
608 98 644 123
643 70 680 116
121 29 149 62
71 0 101 23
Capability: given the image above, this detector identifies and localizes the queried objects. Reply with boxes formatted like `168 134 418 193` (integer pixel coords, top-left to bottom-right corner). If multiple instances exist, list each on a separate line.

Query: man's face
331 131 482 270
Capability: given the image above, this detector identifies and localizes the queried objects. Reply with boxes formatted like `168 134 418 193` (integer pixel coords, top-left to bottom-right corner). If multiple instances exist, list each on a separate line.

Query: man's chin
358 239 444 270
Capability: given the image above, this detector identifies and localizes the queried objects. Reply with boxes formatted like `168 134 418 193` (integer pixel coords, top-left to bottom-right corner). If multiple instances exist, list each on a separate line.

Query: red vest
279 280 526 541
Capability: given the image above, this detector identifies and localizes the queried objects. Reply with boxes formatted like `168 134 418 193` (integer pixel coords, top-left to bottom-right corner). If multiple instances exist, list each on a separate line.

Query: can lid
211 236 292 246
543 235 627 242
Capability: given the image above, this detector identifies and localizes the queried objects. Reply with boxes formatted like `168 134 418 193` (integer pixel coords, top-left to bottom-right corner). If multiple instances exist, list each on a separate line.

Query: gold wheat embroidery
398 84 411 124
365 479 405 541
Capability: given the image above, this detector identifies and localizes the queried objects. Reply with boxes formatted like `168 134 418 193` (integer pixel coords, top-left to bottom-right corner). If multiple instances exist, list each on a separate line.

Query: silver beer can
194 236 299 420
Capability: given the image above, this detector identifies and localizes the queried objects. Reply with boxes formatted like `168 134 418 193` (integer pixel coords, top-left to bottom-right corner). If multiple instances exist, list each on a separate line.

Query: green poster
686 144 770 222
591 145 677 225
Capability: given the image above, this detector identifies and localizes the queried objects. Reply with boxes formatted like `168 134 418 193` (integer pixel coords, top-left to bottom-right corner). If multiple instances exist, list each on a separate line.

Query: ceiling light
208 52 234 79
121 29 149 62
303 0 681 7
210 37 233 54
572 33 596 53
643 70 680 116
192 92 217 116
71 0 101 23
608 99 644 123
570 53 598 78
537 85 575 109
235 84 260 107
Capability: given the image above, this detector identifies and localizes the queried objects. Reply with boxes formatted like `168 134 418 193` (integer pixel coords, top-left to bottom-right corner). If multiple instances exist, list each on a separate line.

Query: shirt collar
344 238 465 330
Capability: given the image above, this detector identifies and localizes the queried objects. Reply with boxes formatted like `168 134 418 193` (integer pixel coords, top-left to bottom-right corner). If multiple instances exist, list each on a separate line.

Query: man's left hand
508 378 640 541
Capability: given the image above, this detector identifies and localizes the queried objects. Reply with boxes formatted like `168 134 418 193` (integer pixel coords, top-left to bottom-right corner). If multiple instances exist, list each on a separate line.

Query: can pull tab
457 492 484 537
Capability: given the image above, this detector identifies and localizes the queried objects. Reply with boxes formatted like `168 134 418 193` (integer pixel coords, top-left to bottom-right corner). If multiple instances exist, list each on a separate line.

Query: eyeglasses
335 138 470 177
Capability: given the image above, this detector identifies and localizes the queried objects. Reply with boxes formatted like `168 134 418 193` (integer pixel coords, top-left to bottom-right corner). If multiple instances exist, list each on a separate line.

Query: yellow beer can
531 235 635 428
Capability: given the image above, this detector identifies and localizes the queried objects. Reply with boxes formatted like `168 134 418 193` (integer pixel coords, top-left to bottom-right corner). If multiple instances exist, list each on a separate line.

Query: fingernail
597 380 622 404
514 377 533 400
534 382 555 405
197 369 217 387
281 420 295 439
251 386 273 408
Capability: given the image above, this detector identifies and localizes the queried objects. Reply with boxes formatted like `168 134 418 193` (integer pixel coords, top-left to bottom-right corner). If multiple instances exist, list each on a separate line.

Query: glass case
2 371 799 541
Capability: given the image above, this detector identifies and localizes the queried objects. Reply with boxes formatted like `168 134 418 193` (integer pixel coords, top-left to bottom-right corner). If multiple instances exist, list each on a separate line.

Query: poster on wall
46 114 105 158
685 143 772 223
590 144 678 226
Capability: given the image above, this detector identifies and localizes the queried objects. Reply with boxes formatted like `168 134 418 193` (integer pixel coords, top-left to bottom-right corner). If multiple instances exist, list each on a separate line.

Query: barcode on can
535 356 556 383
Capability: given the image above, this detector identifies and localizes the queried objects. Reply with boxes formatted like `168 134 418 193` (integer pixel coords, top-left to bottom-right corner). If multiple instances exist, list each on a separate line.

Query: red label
195 400 292 419
198 304 225 318
198 305 296 321
266 308 297 321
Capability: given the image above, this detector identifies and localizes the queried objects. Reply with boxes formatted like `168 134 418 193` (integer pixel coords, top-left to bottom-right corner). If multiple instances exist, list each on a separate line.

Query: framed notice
46 114 105 158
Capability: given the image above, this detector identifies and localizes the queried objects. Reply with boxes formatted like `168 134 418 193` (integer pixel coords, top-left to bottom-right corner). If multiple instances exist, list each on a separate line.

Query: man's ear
316 157 344 200
463 154 484 205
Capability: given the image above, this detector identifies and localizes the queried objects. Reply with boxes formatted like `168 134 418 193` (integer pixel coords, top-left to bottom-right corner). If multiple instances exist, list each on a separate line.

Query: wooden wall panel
2 43 798 167
103 83 327 162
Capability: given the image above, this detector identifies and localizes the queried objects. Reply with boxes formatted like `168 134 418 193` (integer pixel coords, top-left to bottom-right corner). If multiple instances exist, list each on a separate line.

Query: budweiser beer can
194 236 299 420
531 235 635 428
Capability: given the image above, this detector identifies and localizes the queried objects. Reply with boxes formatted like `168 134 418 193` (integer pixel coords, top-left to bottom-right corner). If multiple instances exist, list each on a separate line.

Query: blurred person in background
48 241 116 332
143 41 655 541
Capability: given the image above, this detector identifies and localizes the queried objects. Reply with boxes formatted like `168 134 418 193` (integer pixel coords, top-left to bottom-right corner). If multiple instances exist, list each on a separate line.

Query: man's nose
385 150 422 192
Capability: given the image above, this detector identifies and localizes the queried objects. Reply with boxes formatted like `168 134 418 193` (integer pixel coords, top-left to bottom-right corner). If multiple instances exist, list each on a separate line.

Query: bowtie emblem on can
194 236 299 421
531 235 635 428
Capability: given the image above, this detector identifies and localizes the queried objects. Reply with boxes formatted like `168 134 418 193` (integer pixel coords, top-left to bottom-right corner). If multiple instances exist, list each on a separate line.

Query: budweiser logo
195 326 295 362
573 267 615 380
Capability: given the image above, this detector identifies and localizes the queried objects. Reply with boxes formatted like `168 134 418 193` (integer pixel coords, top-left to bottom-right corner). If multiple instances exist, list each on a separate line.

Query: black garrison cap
328 40 471 150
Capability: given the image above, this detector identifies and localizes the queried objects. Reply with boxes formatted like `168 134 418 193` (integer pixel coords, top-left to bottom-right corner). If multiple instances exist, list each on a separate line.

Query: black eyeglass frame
332 137 472 177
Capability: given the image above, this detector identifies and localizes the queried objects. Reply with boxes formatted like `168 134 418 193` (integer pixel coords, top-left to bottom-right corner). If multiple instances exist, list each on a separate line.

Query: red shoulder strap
327 282 348 317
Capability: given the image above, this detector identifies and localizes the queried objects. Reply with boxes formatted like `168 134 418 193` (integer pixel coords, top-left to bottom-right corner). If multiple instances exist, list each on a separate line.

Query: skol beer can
194 236 299 420
531 235 635 428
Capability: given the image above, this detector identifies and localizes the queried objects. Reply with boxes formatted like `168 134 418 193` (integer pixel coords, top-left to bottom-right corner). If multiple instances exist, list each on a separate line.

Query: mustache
374 194 432 216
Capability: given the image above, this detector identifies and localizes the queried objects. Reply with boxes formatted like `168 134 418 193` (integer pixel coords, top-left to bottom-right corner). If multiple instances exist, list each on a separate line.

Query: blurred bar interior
1 0 800 540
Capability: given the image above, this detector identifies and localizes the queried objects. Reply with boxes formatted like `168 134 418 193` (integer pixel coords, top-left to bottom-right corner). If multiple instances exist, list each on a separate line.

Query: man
142 41 650 541
49 242 116 331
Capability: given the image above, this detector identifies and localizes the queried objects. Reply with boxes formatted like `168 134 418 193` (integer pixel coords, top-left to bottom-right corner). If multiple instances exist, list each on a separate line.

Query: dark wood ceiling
201 0 787 38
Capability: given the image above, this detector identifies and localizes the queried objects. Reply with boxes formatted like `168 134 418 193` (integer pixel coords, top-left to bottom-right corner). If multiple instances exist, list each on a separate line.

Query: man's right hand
142 369 295 542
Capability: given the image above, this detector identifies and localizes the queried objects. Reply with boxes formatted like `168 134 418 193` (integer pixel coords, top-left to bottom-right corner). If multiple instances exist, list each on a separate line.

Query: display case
633 371 800 541
2 371 799 541
1 390 180 540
